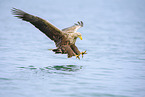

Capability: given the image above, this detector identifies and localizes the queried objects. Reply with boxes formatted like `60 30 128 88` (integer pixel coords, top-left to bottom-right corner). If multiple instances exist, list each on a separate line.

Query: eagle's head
68 32 82 44
73 32 82 40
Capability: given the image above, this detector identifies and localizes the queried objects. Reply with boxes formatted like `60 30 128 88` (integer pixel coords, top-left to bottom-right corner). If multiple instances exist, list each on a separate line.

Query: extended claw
75 54 80 60
81 51 87 58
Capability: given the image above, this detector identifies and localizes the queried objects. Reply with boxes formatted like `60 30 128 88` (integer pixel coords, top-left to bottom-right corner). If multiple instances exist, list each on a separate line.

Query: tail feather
52 49 62 54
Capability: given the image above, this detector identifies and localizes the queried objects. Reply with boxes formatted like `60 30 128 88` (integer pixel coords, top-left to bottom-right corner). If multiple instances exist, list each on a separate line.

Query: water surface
0 0 145 97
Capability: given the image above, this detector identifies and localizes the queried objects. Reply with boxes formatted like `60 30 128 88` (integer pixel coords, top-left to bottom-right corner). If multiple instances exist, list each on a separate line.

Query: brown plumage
11 8 86 58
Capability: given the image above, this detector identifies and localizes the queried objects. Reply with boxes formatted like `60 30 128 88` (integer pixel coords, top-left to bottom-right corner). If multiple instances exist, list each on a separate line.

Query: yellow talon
81 51 87 58
75 54 80 60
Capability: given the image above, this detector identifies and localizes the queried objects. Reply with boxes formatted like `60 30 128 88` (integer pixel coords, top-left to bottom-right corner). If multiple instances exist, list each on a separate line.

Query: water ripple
18 65 83 74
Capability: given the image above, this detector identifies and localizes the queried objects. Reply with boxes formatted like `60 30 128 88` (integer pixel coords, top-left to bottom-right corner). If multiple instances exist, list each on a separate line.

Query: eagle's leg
62 45 80 59
70 44 81 59
80 51 87 58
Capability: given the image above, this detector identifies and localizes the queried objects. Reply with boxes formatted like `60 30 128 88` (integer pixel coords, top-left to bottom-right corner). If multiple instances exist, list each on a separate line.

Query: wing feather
12 8 65 44
62 21 83 32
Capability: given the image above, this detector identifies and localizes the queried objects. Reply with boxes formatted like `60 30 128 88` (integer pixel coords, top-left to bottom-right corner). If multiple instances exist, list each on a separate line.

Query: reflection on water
18 65 82 73
44 65 82 71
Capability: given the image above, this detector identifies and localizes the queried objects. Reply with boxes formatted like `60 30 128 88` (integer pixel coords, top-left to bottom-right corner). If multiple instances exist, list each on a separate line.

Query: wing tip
11 8 27 19
80 21 83 27
75 21 83 27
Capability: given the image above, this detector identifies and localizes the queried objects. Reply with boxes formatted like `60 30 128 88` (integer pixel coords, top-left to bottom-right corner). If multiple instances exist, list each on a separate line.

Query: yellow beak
78 36 82 40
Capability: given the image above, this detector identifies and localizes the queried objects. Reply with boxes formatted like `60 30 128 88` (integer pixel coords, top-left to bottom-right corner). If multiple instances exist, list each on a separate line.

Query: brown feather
61 45 76 58
70 44 81 55
12 8 64 46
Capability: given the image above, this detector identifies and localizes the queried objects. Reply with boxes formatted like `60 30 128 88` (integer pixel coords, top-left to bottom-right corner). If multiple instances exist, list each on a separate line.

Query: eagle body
12 8 85 58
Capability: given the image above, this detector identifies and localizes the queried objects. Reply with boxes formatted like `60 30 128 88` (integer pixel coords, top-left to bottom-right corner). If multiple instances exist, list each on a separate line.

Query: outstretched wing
62 21 83 33
12 8 65 45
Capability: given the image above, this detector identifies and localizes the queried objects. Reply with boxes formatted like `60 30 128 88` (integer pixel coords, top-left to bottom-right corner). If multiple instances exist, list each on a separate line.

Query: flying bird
11 8 86 59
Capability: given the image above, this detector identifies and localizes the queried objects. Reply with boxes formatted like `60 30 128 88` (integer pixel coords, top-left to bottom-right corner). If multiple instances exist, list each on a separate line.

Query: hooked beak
78 36 82 40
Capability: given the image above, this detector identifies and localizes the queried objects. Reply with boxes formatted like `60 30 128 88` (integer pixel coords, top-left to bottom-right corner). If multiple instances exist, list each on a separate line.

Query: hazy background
0 0 145 97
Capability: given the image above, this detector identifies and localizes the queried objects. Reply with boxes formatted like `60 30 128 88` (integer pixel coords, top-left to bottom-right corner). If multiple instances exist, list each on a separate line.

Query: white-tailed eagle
11 8 86 59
